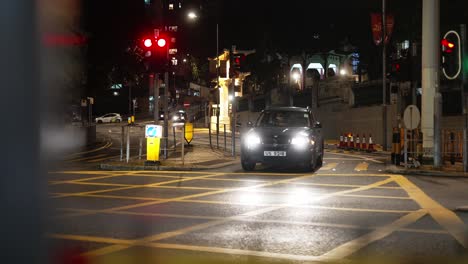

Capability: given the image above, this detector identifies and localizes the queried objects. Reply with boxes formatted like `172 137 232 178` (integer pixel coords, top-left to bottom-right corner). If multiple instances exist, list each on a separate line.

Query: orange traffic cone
349 133 355 149
367 134 375 152
355 134 361 150
339 133 344 149
361 134 367 151
344 134 348 149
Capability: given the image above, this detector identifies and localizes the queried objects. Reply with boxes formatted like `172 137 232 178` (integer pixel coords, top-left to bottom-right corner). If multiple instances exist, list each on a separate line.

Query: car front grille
262 136 289 145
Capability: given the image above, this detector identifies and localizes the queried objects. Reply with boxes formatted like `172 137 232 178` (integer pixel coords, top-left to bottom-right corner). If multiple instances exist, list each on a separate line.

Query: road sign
403 105 421 130
145 125 162 138
184 123 193 144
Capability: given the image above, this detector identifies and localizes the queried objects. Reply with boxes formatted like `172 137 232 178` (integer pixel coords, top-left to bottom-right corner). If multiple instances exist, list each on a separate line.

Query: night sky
82 0 468 93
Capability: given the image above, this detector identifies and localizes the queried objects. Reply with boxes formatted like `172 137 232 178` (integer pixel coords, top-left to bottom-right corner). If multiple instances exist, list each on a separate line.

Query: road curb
99 159 239 171
385 168 468 178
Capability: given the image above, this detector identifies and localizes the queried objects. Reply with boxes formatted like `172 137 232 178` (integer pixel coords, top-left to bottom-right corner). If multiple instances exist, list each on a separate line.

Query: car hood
245 127 313 143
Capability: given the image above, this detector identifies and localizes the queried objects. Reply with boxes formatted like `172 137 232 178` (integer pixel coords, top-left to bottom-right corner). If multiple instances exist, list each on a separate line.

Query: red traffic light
157 38 166 48
441 38 455 53
143 38 153 48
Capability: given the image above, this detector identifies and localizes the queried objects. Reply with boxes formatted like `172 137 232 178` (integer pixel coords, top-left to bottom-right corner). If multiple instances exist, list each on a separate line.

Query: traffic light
388 58 410 82
157 38 166 48
441 30 461 80
232 54 245 71
139 35 169 71
143 38 153 48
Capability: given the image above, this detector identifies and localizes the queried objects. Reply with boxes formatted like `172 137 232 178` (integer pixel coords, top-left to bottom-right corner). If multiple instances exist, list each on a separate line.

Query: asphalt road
47 148 468 263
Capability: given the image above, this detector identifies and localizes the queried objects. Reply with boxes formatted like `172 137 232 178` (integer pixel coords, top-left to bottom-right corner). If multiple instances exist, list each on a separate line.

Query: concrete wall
315 104 398 148
237 100 465 149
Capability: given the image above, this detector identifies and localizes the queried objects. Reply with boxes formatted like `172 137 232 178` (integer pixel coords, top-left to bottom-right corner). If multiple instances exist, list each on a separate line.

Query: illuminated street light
228 94 234 101
183 58 187 63
187 11 198 20
292 72 301 82
340 69 347 76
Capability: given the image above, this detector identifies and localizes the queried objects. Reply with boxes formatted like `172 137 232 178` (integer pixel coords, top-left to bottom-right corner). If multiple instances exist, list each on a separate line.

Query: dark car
240 106 324 171
172 110 187 124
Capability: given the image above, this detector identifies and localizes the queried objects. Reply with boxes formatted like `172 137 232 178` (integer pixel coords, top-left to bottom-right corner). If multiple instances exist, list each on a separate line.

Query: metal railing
119 124 181 163
400 128 466 168
207 122 240 156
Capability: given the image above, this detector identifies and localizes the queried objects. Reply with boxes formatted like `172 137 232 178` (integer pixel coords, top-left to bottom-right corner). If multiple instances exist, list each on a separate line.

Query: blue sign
145 125 162 138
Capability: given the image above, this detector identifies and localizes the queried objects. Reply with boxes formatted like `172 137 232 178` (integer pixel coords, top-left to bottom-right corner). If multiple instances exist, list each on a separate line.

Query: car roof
264 106 309 113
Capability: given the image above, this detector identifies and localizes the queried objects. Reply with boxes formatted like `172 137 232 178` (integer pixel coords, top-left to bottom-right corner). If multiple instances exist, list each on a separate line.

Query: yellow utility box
145 125 163 162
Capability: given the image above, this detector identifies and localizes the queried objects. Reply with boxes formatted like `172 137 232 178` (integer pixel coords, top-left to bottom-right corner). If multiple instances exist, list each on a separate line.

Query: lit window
169 3 174 10
403 40 410 50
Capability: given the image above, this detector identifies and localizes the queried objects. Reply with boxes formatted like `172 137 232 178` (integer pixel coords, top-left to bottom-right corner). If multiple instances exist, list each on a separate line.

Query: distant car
240 106 324 171
172 110 187 124
95 113 122 123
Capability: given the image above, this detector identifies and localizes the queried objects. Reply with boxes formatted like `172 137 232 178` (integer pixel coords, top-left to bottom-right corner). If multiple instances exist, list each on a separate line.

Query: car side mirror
247 121 253 127
313 121 322 128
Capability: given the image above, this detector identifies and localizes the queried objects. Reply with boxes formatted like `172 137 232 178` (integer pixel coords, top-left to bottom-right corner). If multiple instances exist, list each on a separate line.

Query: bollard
224 124 227 153
120 126 124 161
126 125 130 163
209 124 212 149
181 125 185 165
391 128 397 164
138 136 143 160
450 132 455 165
173 126 176 150
395 129 401 166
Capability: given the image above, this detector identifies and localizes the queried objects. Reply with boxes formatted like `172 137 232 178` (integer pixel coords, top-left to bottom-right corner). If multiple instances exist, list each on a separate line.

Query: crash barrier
391 128 465 168
442 130 464 165
337 132 375 152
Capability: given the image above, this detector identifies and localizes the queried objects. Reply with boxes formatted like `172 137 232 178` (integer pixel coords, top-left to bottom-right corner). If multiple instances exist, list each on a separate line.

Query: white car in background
95 113 122 123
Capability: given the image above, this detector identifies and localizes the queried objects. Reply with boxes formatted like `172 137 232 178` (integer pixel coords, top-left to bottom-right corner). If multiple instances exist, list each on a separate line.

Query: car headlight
245 133 261 148
291 136 309 145
291 133 313 148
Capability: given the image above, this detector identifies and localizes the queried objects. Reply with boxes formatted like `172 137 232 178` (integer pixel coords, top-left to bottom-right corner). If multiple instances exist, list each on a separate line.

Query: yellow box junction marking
80 174 396 257
354 162 369 171
319 162 339 171
50 171 467 262
393 175 468 248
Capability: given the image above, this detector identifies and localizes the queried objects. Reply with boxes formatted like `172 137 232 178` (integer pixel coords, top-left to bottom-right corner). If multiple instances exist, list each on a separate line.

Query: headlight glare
246 133 261 148
291 136 309 145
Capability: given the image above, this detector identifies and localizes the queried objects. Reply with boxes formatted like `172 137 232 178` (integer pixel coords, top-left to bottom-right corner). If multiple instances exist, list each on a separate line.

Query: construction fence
391 128 466 168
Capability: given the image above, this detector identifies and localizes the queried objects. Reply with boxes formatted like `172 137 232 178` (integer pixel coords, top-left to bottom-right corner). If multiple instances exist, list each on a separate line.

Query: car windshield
256 111 310 127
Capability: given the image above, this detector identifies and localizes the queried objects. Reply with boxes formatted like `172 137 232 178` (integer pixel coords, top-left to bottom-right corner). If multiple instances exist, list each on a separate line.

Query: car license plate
264 151 286 157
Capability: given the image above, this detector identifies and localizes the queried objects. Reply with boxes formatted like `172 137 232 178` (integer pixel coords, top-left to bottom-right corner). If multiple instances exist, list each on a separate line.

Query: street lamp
187 11 198 20
292 72 301 82
340 69 347 76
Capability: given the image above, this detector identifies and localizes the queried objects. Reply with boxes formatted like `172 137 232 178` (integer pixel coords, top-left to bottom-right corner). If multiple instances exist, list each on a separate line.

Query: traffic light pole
382 0 388 152
164 71 169 159
216 23 220 149
460 24 468 172
231 46 236 157
154 73 160 123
